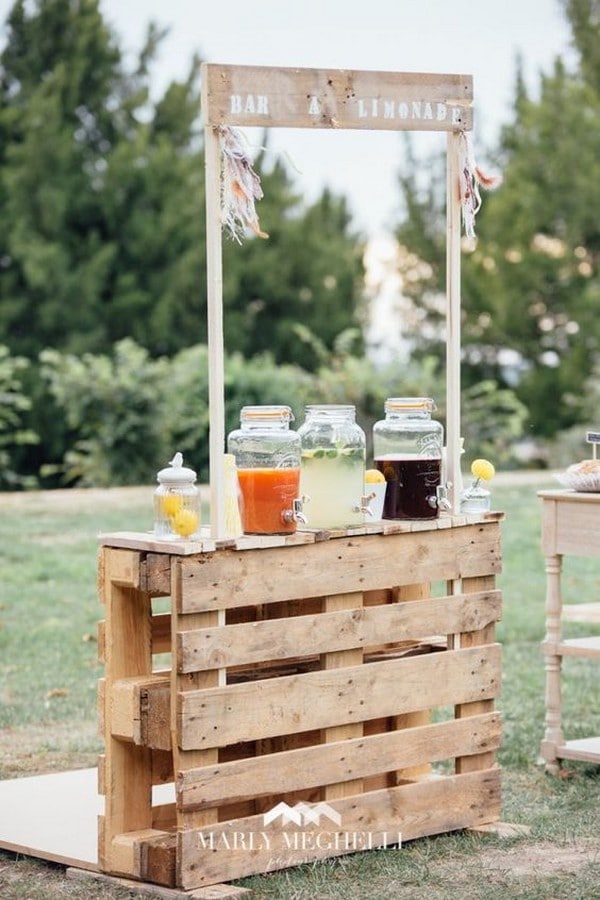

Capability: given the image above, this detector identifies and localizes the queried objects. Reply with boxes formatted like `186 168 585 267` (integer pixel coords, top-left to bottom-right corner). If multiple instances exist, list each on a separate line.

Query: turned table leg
540 553 563 774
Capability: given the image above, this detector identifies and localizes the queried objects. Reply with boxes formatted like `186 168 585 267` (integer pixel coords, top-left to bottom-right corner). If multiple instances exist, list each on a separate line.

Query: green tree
393 2 600 440
222 153 366 370
0 1 366 371
0 345 39 489
0 0 205 358
392 47 600 436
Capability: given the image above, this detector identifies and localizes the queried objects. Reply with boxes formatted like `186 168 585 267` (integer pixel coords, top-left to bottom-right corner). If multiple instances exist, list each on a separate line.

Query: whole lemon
161 493 184 517
365 468 386 484
172 508 199 537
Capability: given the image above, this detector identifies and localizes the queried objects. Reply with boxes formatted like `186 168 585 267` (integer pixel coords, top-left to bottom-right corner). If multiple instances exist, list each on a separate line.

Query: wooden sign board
200 63 472 536
202 64 473 131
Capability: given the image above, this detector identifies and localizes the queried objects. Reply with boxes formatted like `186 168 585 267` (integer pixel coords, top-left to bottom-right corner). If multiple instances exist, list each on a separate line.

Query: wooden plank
320 592 364 799
556 737 600 762
455 575 497 774
446 129 462 513
562 602 600 623
111 830 171 882
99 531 215 555
179 524 502 613
178 711 501 810
177 590 501 672
179 644 501 749
551 495 600 557
552 636 600 657
170 559 221 887
392 583 432 781
100 547 154 875
67 867 252 898
178 768 501 889
141 553 172 595
111 673 170 748
201 63 472 131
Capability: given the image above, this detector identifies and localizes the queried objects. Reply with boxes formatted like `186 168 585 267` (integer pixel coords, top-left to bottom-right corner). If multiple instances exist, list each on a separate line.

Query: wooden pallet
98 513 503 891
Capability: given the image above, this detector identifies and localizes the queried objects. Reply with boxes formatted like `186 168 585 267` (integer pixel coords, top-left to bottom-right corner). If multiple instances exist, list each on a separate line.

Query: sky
0 0 576 237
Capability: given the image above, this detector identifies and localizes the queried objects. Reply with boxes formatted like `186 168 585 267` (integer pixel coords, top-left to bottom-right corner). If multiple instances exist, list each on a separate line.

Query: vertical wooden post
204 123 226 539
100 548 153 875
171 558 221 888
392 582 432 782
446 132 462 512
321 591 364 799
541 554 564 774
454 574 497 774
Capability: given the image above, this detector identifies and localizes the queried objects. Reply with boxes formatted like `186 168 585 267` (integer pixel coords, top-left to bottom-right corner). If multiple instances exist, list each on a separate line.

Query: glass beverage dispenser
227 405 305 535
298 404 367 529
373 397 450 519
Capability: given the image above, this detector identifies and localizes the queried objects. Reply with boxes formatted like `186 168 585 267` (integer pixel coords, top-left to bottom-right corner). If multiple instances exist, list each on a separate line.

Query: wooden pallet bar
98 512 504 890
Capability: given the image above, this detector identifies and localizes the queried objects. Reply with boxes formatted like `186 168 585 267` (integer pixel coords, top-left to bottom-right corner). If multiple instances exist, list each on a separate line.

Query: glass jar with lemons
154 452 201 539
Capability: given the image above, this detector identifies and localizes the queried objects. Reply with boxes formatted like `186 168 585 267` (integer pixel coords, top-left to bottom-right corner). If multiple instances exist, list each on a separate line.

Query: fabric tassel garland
458 131 502 239
218 125 269 243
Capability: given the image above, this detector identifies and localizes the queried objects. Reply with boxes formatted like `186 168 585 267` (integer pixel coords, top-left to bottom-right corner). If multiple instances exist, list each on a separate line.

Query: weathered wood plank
201 64 473 131
178 644 501 749
179 524 502 613
178 768 501 889
177 590 501 672
100 548 153 875
170 559 221 886
320 592 364 799
178 711 501 810
455 575 498 774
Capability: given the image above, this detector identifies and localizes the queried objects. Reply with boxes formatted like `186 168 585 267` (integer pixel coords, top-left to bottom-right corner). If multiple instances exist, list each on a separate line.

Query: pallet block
98 514 504 891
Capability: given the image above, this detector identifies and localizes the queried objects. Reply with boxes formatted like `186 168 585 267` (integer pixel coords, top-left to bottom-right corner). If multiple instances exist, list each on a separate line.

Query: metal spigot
427 483 452 511
353 493 375 517
282 497 308 525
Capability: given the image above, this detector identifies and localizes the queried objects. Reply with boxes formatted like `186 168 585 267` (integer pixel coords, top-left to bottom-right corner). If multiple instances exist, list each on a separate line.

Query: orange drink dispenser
227 406 305 534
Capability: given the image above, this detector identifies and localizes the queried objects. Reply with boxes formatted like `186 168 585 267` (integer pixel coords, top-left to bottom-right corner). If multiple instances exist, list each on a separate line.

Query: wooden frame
200 63 474 536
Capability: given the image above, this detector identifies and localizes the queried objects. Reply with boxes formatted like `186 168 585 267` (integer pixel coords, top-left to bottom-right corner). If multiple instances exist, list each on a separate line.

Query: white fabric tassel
458 131 502 239
218 126 269 243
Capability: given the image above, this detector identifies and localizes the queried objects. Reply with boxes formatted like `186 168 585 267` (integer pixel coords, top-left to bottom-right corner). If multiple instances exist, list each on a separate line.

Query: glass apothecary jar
298 404 366 529
373 397 446 520
154 452 200 539
227 405 303 535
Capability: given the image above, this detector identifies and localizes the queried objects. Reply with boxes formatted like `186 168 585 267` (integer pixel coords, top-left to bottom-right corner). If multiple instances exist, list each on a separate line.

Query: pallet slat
178 711 501 810
178 526 501 613
178 644 502 749
177 590 501 672
178 768 501 889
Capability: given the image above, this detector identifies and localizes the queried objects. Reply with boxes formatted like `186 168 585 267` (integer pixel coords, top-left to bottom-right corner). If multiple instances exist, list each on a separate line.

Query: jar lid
385 397 435 412
240 405 294 423
304 404 356 417
156 451 197 485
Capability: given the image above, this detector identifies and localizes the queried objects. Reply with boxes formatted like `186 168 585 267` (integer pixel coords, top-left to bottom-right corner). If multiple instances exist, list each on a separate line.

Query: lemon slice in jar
365 469 386 484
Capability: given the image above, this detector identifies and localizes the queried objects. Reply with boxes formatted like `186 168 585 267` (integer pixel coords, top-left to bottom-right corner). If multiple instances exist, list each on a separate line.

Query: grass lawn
1 475 600 898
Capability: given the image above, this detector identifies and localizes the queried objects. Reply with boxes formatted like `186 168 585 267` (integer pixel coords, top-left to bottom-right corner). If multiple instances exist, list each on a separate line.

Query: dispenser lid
156 452 197 485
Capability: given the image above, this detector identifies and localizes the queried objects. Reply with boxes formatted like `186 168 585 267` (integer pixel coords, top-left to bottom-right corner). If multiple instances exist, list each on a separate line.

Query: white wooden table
539 489 600 773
